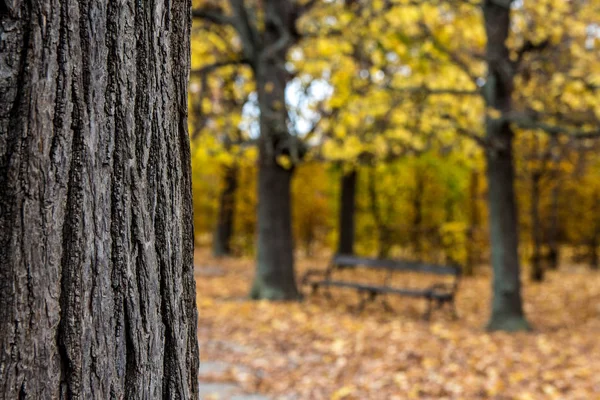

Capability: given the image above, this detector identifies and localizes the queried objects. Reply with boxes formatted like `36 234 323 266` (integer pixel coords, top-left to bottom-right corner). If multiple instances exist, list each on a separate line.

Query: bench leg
380 297 394 313
323 286 333 300
311 283 318 295
355 291 377 314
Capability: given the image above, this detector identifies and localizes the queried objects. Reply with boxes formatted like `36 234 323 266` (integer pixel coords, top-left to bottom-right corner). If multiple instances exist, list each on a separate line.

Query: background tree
0 1 198 397
193 0 327 300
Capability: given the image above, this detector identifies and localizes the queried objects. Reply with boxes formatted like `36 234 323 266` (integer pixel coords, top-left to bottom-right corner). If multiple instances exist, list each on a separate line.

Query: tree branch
514 39 550 67
419 21 480 84
455 127 489 148
506 112 600 140
388 85 480 96
260 6 293 62
190 59 249 76
192 8 235 25
229 0 261 61
297 0 319 16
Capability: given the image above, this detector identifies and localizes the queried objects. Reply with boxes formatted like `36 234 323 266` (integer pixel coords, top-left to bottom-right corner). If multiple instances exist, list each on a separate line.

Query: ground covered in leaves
195 250 600 399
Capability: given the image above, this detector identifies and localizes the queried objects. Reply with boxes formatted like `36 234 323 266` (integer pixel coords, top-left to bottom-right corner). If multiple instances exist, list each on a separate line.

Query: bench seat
310 279 453 300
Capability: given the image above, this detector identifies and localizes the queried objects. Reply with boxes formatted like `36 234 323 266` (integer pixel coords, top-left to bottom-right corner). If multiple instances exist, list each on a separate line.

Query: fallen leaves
196 250 600 399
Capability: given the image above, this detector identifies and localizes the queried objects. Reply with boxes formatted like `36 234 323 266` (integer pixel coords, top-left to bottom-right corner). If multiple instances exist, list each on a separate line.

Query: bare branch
229 0 261 60
387 85 480 96
513 39 550 67
260 6 293 62
190 59 249 76
297 0 319 16
192 8 235 25
506 112 600 140
455 127 489 148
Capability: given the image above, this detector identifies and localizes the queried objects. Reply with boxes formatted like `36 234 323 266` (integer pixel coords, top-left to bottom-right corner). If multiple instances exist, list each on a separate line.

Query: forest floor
195 249 600 400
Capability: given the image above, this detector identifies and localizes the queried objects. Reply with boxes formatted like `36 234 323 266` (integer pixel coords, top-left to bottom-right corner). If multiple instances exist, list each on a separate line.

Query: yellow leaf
331 385 354 400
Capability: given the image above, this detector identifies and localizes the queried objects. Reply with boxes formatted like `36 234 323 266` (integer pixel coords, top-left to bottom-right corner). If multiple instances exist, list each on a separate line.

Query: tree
193 0 326 299
408 0 600 330
337 168 358 255
480 0 600 329
0 1 199 397
214 158 239 257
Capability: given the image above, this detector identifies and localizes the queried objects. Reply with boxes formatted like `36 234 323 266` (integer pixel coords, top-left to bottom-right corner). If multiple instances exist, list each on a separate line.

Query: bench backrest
333 254 461 276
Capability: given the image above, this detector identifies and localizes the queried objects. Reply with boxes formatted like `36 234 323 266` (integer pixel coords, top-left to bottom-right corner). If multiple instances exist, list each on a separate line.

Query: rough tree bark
483 0 530 331
337 168 357 255
213 164 238 257
0 1 199 398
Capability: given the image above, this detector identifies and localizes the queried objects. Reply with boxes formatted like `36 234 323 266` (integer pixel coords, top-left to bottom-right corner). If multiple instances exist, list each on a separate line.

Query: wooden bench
301 254 461 319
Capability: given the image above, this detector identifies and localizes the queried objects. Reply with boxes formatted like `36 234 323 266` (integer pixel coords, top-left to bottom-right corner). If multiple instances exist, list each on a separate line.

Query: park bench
301 254 461 319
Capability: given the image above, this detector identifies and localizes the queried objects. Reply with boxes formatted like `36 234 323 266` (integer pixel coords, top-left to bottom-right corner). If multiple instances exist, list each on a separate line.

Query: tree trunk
483 0 530 331
0 1 198 398
411 169 425 259
367 167 392 258
590 234 599 270
530 173 544 282
547 178 561 270
337 168 357 255
251 161 299 299
590 190 600 270
465 169 481 276
213 164 238 257
249 18 299 298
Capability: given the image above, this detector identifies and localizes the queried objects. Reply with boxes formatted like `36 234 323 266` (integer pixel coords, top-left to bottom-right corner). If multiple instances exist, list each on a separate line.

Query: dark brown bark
337 169 357 255
0 1 199 398
213 164 238 257
483 0 530 331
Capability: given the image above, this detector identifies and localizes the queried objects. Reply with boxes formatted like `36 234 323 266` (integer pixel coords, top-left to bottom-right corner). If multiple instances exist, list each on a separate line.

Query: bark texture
0 1 199 398
337 169 357 255
483 0 530 331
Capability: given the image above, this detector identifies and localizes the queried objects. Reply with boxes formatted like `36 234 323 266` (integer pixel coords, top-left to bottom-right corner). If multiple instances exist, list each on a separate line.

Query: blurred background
189 0 600 398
